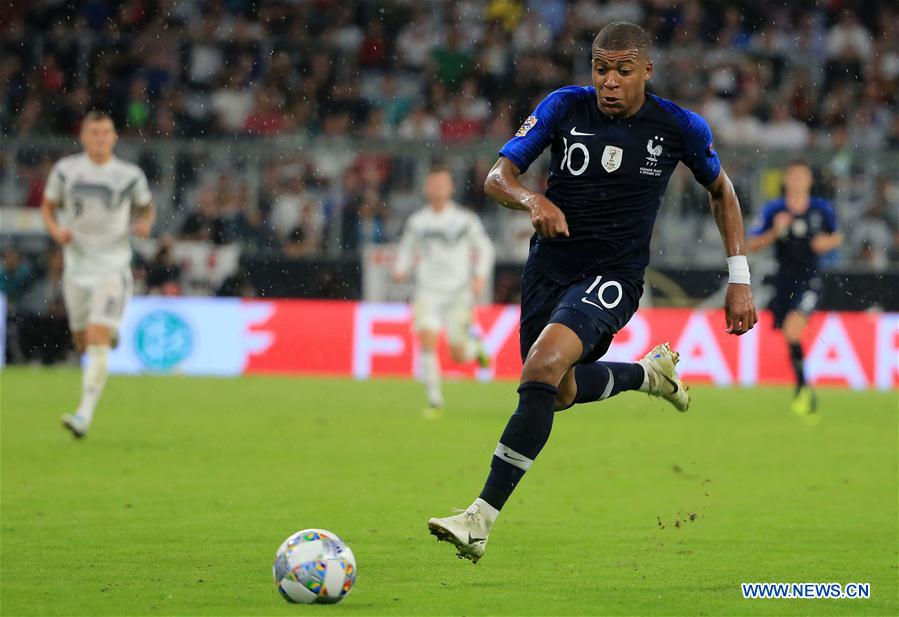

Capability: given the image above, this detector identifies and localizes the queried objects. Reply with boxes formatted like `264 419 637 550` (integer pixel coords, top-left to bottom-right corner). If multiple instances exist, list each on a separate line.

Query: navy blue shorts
769 277 821 329
519 261 642 363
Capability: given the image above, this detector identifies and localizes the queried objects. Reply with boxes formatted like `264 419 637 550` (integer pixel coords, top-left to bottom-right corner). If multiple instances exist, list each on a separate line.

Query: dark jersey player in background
748 161 843 423
427 22 758 563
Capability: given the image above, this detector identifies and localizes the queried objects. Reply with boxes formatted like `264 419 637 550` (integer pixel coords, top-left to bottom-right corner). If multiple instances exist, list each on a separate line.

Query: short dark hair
82 110 114 125
592 22 651 58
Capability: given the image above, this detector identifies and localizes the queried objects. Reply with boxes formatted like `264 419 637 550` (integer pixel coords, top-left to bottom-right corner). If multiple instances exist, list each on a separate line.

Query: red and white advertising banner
107 298 898 390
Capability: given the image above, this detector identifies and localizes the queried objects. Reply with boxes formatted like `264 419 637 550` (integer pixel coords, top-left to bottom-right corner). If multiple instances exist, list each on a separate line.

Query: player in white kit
40 111 155 438
393 166 495 418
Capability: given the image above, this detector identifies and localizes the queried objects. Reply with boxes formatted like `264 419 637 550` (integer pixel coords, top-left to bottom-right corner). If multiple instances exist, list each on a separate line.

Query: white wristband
727 255 751 285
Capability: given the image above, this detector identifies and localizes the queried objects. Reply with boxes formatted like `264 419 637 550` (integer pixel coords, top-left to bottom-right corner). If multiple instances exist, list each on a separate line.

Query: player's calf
567 361 646 408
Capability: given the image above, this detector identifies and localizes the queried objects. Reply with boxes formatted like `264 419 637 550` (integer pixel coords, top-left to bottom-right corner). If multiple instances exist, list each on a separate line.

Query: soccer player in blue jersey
427 22 758 563
747 161 843 422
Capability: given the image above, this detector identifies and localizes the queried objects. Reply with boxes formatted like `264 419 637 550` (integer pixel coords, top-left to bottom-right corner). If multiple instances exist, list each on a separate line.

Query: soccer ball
272 529 357 604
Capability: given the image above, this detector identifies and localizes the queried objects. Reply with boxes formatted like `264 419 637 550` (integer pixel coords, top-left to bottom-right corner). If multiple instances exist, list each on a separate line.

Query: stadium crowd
3 0 897 146
2 1 898 364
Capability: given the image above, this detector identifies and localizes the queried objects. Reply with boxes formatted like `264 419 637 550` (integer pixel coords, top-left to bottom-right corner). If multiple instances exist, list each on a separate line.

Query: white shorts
413 289 473 346
63 270 133 333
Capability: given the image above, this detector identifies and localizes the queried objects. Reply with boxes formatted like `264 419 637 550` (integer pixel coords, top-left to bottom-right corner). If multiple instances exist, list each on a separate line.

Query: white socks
75 344 109 426
473 498 499 529
637 362 651 392
420 350 443 408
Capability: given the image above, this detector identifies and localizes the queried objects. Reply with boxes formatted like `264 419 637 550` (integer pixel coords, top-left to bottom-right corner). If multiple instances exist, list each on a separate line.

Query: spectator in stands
282 202 323 258
216 261 257 297
18 247 69 364
211 66 256 134
2 0 895 148
0 247 34 307
356 187 387 247
269 174 323 254
847 178 899 269
396 9 438 70
717 97 762 147
372 74 411 128
430 27 471 88
399 103 440 141
245 88 289 136
762 103 811 150
229 184 274 253
0 0 897 279
825 10 873 69
512 10 553 53
145 235 182 295
180 187 227 244
123 77 152 134
358 21 387 69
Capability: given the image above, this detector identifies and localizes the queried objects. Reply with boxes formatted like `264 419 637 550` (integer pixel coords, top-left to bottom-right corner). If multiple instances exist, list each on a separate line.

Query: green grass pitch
1 367 896 616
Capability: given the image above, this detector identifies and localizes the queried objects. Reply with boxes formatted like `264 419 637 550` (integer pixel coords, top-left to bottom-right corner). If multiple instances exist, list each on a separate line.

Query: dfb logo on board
134 311 193 371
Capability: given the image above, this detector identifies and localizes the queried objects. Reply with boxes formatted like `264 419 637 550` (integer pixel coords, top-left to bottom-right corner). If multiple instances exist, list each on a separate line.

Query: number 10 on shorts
580 275 623 310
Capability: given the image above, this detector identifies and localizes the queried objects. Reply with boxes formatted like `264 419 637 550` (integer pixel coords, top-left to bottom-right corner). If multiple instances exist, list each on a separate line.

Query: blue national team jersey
749 196 838 284
499 86 721 284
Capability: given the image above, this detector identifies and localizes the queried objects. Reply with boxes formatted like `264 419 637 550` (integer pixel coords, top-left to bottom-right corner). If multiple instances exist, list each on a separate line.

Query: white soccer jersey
394 201 494 294
44 153 152 283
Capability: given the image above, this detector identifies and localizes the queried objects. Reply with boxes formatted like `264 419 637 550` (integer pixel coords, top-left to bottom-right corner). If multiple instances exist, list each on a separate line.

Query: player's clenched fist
527 195 569 238
724 283 758 335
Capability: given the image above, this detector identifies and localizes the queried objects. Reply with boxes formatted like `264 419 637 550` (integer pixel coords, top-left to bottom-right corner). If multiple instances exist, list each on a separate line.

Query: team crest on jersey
601 145 623 173
645 136 664 164
516 115 538 137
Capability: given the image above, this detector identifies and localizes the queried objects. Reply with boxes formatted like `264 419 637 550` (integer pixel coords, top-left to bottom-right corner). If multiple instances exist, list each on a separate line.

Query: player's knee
417 330 438 351
449 345 466 363
86 327 110 347
521 344 569 385
71 332 86 354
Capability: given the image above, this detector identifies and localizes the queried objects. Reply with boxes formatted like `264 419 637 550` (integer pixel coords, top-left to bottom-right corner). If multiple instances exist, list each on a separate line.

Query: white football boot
62 413 88 439
637 342 690 412
427 503 492 563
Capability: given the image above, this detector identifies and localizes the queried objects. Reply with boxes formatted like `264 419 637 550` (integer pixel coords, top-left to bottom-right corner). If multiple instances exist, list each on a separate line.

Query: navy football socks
573 361 645 404
479 382 558 511
478 364 645 512
788 342 806 389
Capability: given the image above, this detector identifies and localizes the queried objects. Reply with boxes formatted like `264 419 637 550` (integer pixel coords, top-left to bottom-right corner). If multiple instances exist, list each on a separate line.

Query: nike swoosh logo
580 297 603 309
661 373 680 395
468 533 486 544
570 127 594 136
500 452 528 463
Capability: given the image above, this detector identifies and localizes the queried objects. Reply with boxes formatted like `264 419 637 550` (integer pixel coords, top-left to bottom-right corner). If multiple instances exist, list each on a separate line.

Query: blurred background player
393 166 494 418
748 161 843 422
40 111 155 438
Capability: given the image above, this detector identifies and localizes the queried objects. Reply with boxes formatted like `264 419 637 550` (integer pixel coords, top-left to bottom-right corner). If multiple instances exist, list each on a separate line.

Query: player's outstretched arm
705 170 758 335
484 157 569 238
